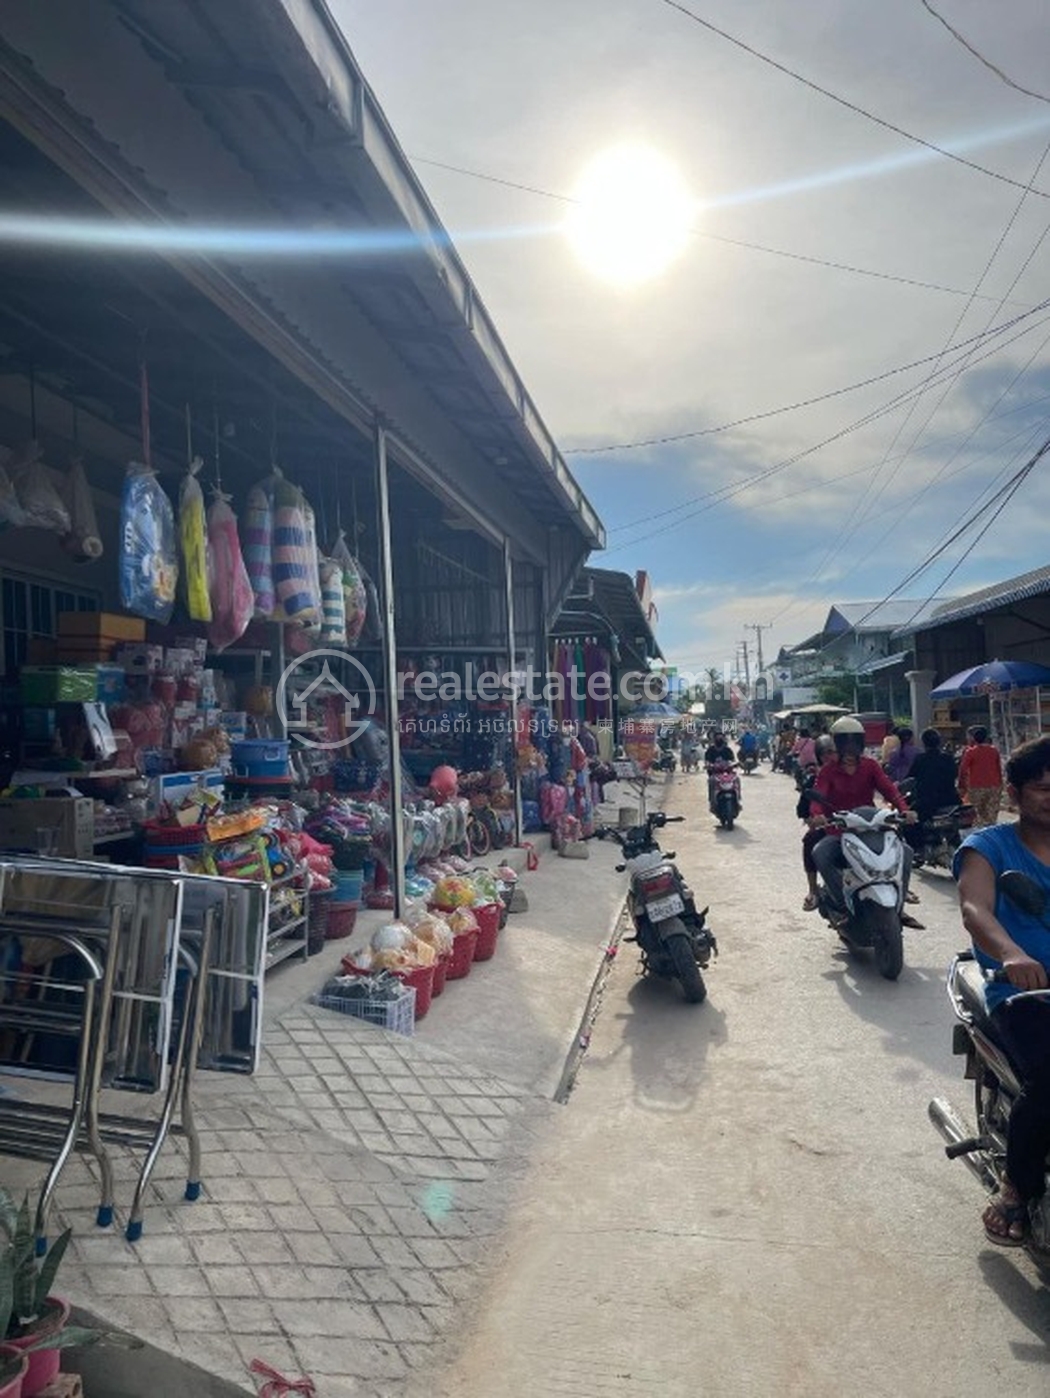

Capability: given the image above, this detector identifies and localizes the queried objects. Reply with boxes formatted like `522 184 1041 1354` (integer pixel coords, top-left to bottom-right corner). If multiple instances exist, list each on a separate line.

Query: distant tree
817 675 855 710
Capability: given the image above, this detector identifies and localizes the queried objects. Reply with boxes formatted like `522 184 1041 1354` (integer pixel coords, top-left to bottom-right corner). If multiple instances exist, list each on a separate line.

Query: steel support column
504 540 522 847
375 423 405 916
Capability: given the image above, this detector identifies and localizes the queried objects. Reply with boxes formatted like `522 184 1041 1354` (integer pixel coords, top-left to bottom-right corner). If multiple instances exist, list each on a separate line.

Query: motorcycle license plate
645 893 685 921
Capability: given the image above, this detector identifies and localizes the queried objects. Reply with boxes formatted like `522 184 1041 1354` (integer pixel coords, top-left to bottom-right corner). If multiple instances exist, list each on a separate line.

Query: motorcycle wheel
664 922 706 1003
866 903 904 980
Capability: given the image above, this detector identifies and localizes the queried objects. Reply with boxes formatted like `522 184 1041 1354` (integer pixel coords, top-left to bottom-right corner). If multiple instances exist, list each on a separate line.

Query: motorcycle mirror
997 869 1048 920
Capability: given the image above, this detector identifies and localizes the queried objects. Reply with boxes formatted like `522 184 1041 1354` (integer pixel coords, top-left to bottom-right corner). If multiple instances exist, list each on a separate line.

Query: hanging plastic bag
178 456 212 621
206 492 254 652
329 528 368 643
272 479 318 625
319 556 347 644
60 457 103 561
0 448 26 528
119 461 178 623
359 561 384 641
301 497 324 638
12 441 71 534
243 479 275 618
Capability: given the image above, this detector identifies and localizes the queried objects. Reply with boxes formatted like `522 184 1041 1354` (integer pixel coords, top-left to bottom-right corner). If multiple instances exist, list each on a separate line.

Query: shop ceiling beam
374 422 405 918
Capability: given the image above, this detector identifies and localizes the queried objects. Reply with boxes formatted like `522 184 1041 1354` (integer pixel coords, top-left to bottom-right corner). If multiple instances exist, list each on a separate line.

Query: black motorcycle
929 869 1050 1256
654 748 677 774
897 780 975 871
599 811 716 1003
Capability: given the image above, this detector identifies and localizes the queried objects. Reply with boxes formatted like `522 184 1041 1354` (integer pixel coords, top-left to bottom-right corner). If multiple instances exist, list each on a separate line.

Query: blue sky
333 0 1050 678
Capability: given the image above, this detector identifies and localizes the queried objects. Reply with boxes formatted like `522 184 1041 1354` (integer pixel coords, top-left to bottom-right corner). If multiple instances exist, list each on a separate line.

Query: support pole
375 424 405 917
504 540 522 847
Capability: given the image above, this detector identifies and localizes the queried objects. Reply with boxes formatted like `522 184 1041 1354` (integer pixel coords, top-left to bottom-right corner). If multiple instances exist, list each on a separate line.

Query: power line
656 0 1050 200
920 1 1050 104
575 293 1050 460
410 152 1031 308
601 300 1050 550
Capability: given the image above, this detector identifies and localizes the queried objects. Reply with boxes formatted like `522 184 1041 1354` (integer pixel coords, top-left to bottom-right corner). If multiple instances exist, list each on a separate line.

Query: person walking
958 725 1004 828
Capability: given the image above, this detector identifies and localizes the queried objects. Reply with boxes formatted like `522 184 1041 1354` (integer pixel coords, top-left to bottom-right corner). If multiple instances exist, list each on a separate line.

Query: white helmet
830 715 865 754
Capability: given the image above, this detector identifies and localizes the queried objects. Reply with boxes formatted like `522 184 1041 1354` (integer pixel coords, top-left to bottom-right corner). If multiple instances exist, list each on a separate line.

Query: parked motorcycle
599 811 716 1003
808 791 907 979
707 760 742 830
929 869 1050 1257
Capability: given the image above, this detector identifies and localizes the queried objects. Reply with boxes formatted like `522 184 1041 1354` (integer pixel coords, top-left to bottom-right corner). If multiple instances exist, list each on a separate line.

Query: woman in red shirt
957 725 1003 828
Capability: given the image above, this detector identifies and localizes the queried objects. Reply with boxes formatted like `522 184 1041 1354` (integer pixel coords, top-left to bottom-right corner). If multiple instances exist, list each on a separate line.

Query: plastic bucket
340 957 435 1020
231 739 290 778
447 929 478 979
325 905 358 940
472 903 500 961
332 870 364 906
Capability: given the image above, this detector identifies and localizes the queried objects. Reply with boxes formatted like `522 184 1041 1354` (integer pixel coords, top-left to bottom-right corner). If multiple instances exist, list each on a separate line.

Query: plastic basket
308 891 333 955
431 952 450 997
312 987 415 1036
340 957 436 1020
325 905 358 940
472 903 500 961
144 820 207 847
447 929 478 980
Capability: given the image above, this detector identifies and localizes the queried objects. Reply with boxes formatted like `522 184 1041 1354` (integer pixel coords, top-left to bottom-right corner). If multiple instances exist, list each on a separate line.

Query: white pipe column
504 539 522 847
375 423 405 917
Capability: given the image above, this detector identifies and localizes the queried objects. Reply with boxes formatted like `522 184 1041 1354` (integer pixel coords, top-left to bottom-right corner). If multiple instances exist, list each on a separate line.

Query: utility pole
740 638 751 693
746 624 768 682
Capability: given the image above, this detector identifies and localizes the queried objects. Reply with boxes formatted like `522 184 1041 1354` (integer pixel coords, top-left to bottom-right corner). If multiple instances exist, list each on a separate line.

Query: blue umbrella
930 659 1050 699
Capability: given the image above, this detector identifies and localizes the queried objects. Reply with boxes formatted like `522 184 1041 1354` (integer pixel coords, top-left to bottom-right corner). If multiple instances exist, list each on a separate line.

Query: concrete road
418 764 1050 1398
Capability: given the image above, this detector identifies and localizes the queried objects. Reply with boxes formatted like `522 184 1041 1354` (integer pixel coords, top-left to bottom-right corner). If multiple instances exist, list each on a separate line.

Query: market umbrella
930 659 1050 699
625 701 683 721
788 702 851 715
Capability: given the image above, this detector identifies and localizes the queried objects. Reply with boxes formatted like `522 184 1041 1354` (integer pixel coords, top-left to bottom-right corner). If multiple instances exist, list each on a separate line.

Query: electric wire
578 292 1050 461
601 299 1050 547
920 1 1050 104
656 0 1050 200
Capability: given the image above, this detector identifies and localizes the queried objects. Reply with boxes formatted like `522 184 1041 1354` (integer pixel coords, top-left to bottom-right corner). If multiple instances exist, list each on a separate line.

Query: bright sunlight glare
565 144 697 287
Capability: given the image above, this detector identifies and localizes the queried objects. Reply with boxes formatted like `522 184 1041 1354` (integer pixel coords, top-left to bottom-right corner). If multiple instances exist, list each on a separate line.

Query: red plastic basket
340 956 435 1019
447 929 478 980
325 905 358 940
431 952 450 997
143 820 208 847
472 903 500 961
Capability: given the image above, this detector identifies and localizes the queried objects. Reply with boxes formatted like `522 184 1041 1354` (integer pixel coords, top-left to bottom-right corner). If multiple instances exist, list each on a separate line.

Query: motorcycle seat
956 958 991 1024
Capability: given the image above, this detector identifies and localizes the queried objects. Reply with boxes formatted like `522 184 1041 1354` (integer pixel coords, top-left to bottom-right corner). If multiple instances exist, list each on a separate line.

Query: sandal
802 893 818 912
983 1192 1028 1247
900 913 925 930
904 891 920 905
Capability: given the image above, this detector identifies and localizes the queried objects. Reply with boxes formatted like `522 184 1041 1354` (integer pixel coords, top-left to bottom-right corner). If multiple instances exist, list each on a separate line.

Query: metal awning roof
551 567 663 670
893 563 1050 637
0 0 604 559
854 650 912 677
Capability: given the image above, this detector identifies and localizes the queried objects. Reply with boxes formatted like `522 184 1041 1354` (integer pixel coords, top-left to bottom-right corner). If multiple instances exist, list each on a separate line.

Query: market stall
930 660 1050 754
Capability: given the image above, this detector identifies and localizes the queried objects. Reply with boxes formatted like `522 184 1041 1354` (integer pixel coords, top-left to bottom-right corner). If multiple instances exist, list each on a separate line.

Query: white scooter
810 794 907 980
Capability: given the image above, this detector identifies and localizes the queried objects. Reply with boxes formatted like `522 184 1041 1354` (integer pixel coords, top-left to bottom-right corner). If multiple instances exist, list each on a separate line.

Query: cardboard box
0 796 94 857
57 611 146 642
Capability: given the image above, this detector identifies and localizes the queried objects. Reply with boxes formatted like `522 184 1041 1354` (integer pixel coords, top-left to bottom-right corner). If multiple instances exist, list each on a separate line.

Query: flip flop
802 894 818 911
901 913 925 930
983 1194 1027 1247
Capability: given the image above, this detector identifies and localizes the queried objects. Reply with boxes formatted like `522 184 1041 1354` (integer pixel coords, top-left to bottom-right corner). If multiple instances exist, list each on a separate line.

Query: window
1 572 99 674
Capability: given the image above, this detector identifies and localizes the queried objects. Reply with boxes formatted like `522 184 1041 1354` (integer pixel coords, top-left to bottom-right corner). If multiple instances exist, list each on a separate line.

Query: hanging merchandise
359 562 383 642
244 479 275 618
272 478 319 625
178 456 212 621
301 497 324 638
11 441 71 534
329 528 368 643
319 556 348 644
0 447 26 528
206 491 254 652
61 456 103 561
119 461 178 623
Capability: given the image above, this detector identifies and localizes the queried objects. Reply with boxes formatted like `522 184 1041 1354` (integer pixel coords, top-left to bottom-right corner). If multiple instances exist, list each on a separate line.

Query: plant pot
0 1345 28 1398
6 1297 69 1398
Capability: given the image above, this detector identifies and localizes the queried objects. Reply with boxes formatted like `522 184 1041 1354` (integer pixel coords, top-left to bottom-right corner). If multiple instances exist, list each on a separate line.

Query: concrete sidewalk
0 789 639 1396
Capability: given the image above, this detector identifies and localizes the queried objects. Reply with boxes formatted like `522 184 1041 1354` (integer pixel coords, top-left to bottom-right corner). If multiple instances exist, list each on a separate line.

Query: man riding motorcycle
955 735 1050 1246
704 731 737 813
809 716 920 925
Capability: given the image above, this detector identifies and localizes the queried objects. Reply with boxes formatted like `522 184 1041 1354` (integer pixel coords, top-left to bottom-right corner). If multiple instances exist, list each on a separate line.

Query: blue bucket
332 870 363 907
231 739 290 778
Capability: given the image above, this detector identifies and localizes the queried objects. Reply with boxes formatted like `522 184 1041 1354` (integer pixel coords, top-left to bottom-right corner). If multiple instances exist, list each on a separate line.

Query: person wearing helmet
809 716 920 924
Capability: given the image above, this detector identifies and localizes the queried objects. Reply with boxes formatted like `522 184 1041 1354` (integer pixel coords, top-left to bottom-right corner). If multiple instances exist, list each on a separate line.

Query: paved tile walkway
4 999 556 1395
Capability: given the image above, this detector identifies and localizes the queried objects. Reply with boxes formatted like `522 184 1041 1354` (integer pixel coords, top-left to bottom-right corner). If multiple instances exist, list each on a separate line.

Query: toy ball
429 764 459 801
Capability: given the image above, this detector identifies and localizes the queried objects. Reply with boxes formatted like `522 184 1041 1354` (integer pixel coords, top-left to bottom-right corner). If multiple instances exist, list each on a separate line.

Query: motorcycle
808 791 907 980
707 760 742 830
740 749 759 776
654 748 677 774
897 779 975 871
929 869 1050 1257
599 810 716 1003
681 744 700 774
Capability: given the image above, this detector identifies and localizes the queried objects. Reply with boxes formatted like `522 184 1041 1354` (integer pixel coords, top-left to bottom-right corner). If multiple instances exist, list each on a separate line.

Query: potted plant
0 1189 112 1398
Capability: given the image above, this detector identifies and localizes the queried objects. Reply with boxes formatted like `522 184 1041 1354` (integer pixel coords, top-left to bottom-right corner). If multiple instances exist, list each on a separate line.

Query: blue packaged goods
231 739 290 778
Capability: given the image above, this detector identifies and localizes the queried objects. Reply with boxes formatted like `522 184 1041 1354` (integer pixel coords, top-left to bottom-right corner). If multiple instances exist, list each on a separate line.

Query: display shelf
265 933 309 972
93 831 136 846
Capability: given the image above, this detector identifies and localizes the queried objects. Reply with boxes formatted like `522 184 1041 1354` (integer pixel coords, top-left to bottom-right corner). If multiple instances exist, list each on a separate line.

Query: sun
565 144 696 287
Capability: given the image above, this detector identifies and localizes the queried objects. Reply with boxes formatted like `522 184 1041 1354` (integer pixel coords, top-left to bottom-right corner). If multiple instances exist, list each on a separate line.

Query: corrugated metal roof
826 599 951 633
854 650 912 676
895 563 1050 634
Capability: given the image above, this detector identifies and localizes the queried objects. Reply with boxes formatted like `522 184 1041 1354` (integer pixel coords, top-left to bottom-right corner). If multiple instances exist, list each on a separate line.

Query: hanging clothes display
548 638 613 726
